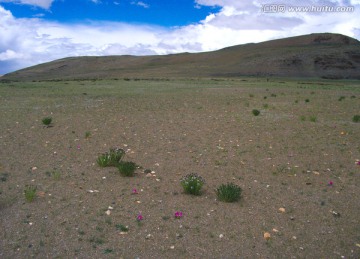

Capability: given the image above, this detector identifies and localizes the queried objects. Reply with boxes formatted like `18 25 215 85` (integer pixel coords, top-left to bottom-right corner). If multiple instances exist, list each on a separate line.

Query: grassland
0 78 359 258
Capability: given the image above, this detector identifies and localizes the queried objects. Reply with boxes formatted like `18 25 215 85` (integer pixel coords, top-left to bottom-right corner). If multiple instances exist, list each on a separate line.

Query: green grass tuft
216 183 242 202
117 161 137 177
352 115 360 123
42 117 52 126
97 148 125 167
24 185 37 202
252 109 260 116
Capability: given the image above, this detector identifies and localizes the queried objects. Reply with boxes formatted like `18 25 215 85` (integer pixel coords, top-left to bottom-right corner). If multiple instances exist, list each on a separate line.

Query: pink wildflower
328 181 333 186
136 213 143 221
174 211 183 219
132 188 138 194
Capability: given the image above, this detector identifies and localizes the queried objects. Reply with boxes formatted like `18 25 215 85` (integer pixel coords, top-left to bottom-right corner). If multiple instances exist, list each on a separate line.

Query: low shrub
180 173 205 196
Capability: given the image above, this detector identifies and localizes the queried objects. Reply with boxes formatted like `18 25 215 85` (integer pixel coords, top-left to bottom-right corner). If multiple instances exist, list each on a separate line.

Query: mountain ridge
2 32 360 81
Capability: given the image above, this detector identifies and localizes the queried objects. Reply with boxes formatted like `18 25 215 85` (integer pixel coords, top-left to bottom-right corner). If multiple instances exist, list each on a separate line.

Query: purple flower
357 161 360 166
132 188 138 194
174 211 183 219
328 181 333 186
136 213 143 221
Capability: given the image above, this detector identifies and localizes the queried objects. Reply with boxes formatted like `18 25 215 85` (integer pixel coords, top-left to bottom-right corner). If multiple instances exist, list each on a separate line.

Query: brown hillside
2 32 360 81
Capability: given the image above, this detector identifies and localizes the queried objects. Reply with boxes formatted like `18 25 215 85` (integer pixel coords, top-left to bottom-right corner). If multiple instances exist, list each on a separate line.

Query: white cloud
131 1 149 8
0 0 359 74
0 0 54 9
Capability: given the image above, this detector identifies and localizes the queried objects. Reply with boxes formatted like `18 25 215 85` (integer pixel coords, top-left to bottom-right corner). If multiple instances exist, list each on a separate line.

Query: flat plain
0 78 359 258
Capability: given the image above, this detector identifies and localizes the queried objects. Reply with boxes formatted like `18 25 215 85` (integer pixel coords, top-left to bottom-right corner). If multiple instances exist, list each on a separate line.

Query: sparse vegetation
42 117 52 127
216 183 242 202
85 131 91 138
1 77 359 258
115 224 129 232
117 161 137 177
309 115 317 122
97 148 125 167
353 115 360 123
24 185 37 202
180 173 205 196
252 109 260 116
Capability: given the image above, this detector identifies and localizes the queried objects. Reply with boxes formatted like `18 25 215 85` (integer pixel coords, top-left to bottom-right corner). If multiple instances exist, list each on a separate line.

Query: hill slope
2 33 360 81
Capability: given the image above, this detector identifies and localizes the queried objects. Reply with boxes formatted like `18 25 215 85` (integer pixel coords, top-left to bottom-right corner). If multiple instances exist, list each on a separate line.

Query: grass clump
180 173 205 196
85 131 91 139
115 224 129 232
117 161 137 177
252 109 260 116
216 183 242 202
352 115 360 123
309 115 317 122
24 185 37 202
97 148 125 167
41 117 52 127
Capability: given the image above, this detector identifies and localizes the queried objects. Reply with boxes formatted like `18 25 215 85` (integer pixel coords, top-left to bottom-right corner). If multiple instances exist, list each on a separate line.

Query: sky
0 0 359 74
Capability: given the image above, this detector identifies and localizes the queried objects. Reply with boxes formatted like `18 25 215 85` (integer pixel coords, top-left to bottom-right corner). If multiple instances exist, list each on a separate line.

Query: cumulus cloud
0 0 54 9
0 0 359 74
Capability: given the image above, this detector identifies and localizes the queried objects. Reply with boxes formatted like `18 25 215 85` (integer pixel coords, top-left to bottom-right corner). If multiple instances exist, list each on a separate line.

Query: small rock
279 207 286 213
108 206 114 210
145 234 152 239
264 232 271 240
330 210 341 217
146 173 152 178
290 216 295 220
170 245 175 249
151 171 156 174
219 234 224 238
105 210 111 215
292 236 297 240
31 167 37 171
272 228 279 233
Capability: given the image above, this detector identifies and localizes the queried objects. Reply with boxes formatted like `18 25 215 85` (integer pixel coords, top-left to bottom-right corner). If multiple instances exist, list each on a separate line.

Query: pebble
31 167 37 171
145 234 152 239
105 210 111 215
279 207 286 213
264 232 271 240
219 234 224 238
170 245 175 249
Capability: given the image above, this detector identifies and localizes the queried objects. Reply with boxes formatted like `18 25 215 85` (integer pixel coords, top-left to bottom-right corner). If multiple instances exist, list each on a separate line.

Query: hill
2 33 360 81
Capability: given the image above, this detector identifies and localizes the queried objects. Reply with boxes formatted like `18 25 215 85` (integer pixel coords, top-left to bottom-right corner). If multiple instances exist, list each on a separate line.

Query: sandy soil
0 78 359 258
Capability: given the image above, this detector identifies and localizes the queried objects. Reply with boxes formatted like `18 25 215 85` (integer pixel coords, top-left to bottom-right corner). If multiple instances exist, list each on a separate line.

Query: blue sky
0 0 359 74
